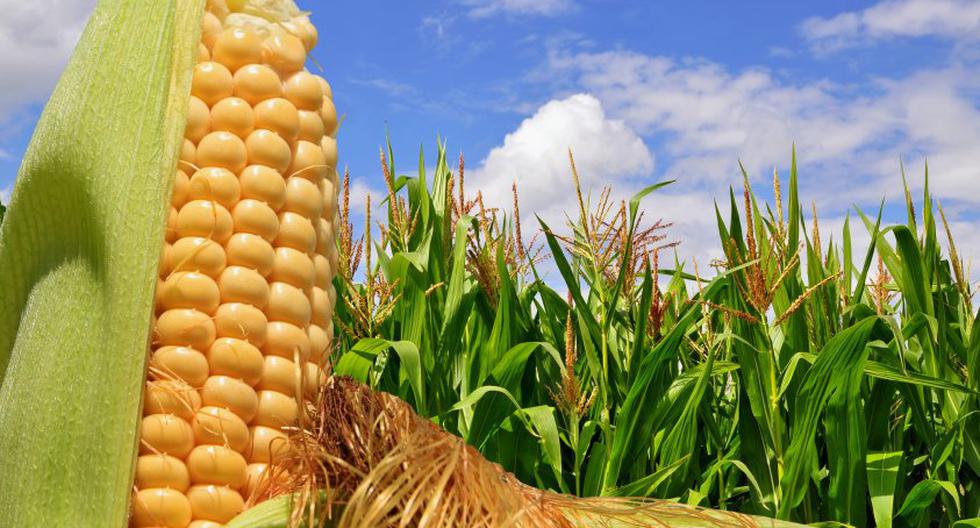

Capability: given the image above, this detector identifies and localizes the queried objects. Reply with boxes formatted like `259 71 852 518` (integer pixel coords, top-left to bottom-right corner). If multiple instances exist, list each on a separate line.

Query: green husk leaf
0 0 203 525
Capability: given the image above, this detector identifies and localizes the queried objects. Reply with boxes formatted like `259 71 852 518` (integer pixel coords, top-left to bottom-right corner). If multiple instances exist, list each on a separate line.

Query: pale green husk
0 0 203 526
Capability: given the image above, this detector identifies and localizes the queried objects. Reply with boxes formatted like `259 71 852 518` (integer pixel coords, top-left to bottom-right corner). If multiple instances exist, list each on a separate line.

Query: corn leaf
0 1 202 525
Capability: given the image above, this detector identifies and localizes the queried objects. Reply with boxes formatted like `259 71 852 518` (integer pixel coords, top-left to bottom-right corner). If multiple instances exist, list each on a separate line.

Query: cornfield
329 143 980 527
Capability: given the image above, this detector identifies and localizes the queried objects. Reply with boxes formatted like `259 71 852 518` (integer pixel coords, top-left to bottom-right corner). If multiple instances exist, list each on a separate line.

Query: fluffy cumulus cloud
0 0 95 120
801 0 980 52
460 0 576 19
467 94 653 228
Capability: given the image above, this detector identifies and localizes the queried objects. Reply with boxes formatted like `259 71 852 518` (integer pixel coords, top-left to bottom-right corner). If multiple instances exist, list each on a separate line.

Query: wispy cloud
801 0 980 53
459 0 577 19
0 185 11 205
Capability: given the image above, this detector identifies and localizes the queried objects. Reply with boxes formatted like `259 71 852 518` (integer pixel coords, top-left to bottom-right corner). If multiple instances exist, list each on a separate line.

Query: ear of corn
137 1 339 525
0 1 204 526
0 0 338 526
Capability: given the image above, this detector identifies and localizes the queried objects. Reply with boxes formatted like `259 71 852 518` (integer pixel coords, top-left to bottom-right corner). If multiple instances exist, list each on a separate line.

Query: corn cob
134 2 338 527
0 1 336 527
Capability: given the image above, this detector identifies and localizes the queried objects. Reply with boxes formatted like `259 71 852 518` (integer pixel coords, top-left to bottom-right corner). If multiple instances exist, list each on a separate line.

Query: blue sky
3 0 980 264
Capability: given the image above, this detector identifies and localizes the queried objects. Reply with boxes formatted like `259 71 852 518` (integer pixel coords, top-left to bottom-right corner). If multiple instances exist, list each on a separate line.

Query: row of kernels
132 485 244 527
183 123 335 185
139 410 282 472
190 64 336 136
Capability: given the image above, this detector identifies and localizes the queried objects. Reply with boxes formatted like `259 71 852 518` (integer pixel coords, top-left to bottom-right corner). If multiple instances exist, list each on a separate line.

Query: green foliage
332 142 980 527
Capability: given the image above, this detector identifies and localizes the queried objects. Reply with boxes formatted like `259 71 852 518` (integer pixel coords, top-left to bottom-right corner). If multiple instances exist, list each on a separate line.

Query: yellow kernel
158 271 220 315
297 109 324 143
206 0 229 16
210 96 254 138
245 129 292 173
176 200 233 244
225 233 275 277
169 237 227 278
198 42 211 63
188 167 241 209
263 33 306 74
304 362 326 397
271 247 315 289
243 463 270 499
266 282 312 327
283 176 323 219
218 266 270 308
253 390 298 428
327 283 337 308
313 254 330 289
135 454 190 492
307 324 330 364
192 62 234 107
283 72 323 111
150 346 209 387
180 138 197 168
328 243 339 276
316 76 333 100
213 27 262 73
247 426 290 463
172 169 190 209
253 98 299 142
256 355 300 395
239 165 286 210
132 488 192 528
144 380 202 421
263 321 311 361
140 414 195 458
186 485 245 523
160 244 174 280
233 199 280 241
233 64 282 105
193 406 250 452
310 286 332 327
207 338 264 386
202 375 258 422
320 98 338 137
190 521 224 528
155 309 216 350
166 206 178 244
196 131 247 173
315 218 333 254
288 140 327 181
186 96 210 143
186 445 248 488
292 16 318 51
276 212 317 253
214 302 268 346
201 12 222 50
319 176 337 218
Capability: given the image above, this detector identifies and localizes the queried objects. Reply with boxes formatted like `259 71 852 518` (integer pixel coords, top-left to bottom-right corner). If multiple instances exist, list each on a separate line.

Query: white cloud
801 0 980 52
460 0 576 18
0 0 95 119
0 185 11 205
546 48 980 210
467 94 653 231
444 43 979 271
